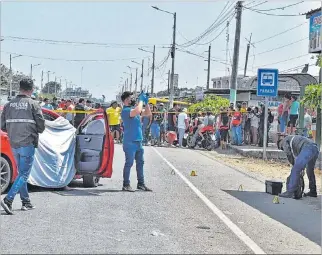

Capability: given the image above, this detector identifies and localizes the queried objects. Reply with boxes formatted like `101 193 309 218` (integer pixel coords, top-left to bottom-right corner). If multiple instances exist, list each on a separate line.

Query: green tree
188 95 229 114
42 81 61 94
0 64 30 91
301 84 322 109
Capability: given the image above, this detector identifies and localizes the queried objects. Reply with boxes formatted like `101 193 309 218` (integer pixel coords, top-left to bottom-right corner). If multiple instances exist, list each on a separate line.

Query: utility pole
244 33 254 77
60 78 62 97
140 59 144 91
30 64 33 79
151 45 156 95
126 78 128 91
167 70 170 94
54 76 57 95
47 71 50 94
206 44 211 89
229 1 243 108
225 21 230 76
134 68 138 98
41 70 44 91
169 12 177 108
129 72 132 91
9 54 12 98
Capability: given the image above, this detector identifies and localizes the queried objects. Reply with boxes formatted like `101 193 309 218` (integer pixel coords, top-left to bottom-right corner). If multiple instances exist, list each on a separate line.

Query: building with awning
205 73 318 106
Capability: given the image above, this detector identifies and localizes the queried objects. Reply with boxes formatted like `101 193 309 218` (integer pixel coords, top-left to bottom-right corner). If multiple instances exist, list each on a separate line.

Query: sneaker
280 191 297 199
21 202 36 211
122 185 135 192
1 198 14 215
137 184 152 192
304 191 318 198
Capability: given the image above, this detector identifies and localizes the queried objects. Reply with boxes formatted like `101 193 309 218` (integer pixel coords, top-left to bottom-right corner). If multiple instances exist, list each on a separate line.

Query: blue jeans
232 125 242 145
150 122 160 139
287 144 319 192
6 145 35 202
123 141 144 186
142 124 150 144
279 116 286 133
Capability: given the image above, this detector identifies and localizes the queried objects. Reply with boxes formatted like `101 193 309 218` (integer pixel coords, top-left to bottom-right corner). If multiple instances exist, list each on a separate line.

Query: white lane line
153 148 266 255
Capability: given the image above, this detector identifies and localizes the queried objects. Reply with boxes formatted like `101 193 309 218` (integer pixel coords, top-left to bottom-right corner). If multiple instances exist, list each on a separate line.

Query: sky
0 0 321 101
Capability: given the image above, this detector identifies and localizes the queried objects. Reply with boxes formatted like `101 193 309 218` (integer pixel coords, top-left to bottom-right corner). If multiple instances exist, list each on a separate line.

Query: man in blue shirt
121 91 152 192
288 95 300 135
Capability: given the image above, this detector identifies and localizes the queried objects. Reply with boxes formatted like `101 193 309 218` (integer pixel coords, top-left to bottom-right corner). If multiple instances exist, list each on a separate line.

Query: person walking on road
278 135 319 199
1 79 45 215
121 91 152 192
106 101 122 143
177 108 188 147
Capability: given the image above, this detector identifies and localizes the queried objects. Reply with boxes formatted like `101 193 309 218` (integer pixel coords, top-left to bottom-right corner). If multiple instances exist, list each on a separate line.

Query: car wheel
83 175 99 188
0 156 12 193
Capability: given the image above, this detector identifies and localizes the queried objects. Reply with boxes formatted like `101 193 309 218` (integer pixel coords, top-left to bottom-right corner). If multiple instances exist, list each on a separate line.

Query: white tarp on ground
28 117 76 188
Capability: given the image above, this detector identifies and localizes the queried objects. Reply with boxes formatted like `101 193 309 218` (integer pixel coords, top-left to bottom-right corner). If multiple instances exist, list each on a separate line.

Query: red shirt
232 111 242 126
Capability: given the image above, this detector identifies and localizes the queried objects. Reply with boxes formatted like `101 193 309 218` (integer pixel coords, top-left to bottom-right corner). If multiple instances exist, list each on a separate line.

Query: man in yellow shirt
106 101 122 143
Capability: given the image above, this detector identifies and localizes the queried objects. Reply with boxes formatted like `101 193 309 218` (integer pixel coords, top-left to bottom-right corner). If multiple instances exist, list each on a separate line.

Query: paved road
1 145 321 254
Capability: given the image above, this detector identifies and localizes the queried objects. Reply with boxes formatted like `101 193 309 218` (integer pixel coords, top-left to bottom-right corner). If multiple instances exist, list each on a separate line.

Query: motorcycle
187 125 214 151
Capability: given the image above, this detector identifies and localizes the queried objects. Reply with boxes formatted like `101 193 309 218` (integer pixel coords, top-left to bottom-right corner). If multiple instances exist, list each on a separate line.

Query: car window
81 119 105 135
43 113 57 121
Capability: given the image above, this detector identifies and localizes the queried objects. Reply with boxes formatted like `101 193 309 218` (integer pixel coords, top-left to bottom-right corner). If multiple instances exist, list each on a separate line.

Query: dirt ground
203 148 322 193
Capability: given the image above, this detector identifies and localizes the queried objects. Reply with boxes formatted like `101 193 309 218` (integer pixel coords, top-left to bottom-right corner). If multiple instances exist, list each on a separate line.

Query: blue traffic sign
257 68 279 97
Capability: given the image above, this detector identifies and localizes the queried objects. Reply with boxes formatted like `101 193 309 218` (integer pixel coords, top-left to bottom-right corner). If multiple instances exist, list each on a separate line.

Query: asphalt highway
1 145 321 254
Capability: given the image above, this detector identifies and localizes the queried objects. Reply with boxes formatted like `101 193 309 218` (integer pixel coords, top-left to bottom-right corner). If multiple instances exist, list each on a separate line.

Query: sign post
257 68 279 160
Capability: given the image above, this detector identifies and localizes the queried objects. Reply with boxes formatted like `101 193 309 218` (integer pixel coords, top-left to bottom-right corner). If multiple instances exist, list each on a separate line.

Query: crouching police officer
1 79 45 215
278 135 319 199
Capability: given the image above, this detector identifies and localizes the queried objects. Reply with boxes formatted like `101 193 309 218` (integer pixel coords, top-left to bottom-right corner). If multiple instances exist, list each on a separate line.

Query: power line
194 13 236 46
177 1 236 47
176 48 227 65
243 6 305 17
1 51 150 62
1 36 170 48
253 22 307 44
246 1 268 8
254 54 309 68
251 37 308 56
280 64 315 73
251 1 304 12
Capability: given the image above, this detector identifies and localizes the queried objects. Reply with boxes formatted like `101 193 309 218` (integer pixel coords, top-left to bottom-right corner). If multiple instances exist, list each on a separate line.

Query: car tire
0 156 12 193
83 175 99 188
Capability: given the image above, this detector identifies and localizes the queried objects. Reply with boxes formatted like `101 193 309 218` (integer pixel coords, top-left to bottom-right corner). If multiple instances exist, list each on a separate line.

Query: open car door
75 110 114 187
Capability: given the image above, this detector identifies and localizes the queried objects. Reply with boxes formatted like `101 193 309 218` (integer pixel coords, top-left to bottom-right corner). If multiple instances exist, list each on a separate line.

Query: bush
188 95 229 114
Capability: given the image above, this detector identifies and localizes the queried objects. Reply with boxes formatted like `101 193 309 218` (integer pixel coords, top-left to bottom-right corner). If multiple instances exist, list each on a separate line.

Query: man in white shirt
303 108 312 138
177 108 189 147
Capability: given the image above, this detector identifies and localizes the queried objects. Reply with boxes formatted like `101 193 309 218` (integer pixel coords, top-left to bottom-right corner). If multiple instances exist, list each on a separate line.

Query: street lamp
152 6 176 107
30 63 41 79
9 54 23 97
138 46 156 94
55 76 62 96
126 66 134 91
132 60 144 93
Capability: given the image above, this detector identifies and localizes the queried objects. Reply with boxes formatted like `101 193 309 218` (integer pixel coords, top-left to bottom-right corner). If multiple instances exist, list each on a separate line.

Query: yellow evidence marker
238 184 244 191
272 195 280 204
190 170 197 176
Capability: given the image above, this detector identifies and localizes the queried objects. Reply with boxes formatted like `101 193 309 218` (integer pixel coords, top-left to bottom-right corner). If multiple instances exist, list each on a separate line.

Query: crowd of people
30 92 316 150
